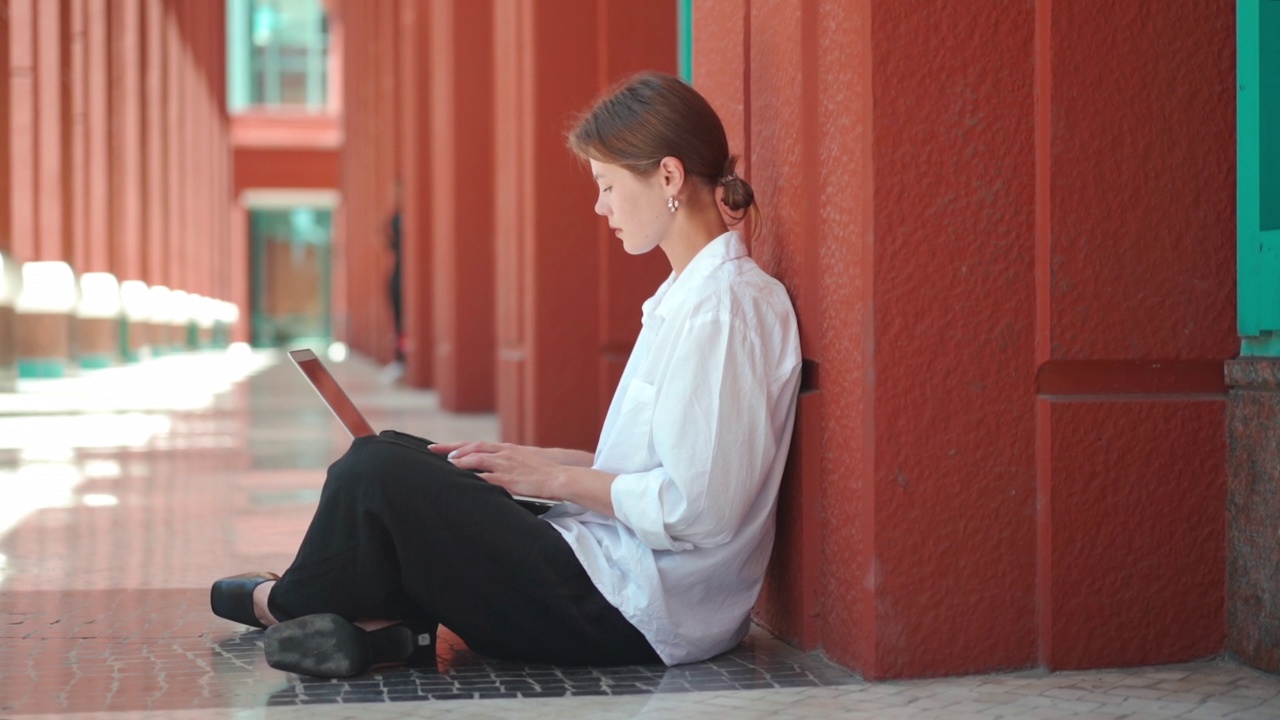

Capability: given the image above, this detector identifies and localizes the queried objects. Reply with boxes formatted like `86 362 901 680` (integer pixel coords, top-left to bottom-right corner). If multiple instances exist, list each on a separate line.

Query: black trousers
267 430 660 666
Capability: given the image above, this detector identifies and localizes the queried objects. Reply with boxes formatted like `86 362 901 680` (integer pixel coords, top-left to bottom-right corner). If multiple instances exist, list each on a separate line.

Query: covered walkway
0 352 1276 718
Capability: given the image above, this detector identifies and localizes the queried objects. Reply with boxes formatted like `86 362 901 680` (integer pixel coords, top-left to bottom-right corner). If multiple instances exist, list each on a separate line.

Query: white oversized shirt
545 230 802 665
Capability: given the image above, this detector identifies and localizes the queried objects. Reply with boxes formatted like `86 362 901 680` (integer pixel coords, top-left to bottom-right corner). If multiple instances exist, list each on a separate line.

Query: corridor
0 351 1277 719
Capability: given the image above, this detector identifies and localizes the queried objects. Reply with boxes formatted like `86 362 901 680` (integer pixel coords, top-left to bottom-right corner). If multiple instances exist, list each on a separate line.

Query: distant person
210 71 801 677
382 192 405 383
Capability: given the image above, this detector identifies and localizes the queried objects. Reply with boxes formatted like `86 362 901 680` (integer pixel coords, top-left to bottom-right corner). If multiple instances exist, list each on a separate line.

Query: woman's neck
660 195 730 276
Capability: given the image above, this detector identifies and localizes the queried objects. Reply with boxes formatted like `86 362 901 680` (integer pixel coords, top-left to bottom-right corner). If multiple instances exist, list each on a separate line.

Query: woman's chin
622 239 659 256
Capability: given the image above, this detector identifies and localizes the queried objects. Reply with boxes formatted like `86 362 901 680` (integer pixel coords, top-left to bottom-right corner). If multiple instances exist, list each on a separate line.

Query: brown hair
567 72 755 222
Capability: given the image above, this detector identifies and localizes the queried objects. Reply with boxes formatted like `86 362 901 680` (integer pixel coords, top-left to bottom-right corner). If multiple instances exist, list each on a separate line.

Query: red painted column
697 0 1041 679
1034 0 1233 670
142 0 166 288
85 0 111 273
0 4 10 256
398 0 433 387
210 0 230 309
229 200 249 344
375 0 398 365
177 0 195 298
67 0 87 271
493 0 673 448
111 0 142 285
334 0 356 349
693 0 1235 680
164 0 182 291
326 7 347 347
339 0 368 355
9 0 36 263
426 0 493 409
35 0 66 262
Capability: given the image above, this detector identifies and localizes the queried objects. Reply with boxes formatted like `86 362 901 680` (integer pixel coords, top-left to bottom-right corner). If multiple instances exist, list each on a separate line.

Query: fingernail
448 451 459 460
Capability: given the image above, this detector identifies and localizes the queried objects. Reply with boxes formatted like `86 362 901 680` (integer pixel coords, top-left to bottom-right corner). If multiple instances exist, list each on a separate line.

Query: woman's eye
602 187 612 194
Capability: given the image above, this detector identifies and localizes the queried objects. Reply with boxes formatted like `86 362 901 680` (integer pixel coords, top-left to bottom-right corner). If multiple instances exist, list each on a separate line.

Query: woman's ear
658 156 686 195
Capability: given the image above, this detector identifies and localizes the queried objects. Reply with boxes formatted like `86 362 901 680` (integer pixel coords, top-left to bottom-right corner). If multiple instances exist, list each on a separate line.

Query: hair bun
718 155 754 216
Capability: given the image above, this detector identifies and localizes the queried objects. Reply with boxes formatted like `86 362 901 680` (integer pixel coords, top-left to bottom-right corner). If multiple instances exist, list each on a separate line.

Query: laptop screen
288 349 377 438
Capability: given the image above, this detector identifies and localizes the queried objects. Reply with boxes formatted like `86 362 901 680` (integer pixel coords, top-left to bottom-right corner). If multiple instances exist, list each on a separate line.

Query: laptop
288 348 560 514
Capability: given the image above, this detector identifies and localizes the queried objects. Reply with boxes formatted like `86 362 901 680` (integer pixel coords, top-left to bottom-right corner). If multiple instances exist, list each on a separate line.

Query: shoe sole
265 613 415 678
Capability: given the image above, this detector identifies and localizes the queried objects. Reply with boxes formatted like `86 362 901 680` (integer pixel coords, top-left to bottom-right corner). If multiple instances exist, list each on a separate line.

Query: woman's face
589 159 671 256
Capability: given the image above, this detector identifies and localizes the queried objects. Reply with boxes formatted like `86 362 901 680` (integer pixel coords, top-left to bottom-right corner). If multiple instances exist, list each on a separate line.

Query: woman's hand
427 440 617 515
433 442 566 500
428 441 594 467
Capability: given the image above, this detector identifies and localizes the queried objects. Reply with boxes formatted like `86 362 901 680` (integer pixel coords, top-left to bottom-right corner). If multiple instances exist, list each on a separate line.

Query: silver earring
668 196 679 213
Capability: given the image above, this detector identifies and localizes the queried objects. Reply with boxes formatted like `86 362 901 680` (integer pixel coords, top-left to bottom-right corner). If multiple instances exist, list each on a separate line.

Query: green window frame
1240 0 1280 356
678 0 693 83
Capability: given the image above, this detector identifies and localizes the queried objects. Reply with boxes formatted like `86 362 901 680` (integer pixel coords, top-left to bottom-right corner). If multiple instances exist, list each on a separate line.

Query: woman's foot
209 572 281 629
264 614 432 678
252 580 279 627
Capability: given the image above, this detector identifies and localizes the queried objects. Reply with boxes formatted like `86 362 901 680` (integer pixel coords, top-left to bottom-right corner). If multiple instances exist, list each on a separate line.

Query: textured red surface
1042 400 1227 668
695 0 1233 679
867 0 1039 678
398 0 434 388
427 0 497 411
1044 1 1236 362
1033 0 1234 671
233 147 339 192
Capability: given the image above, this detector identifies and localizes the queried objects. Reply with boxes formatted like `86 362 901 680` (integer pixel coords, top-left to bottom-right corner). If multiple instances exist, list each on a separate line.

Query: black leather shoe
264 614 432 678
210 572 280 628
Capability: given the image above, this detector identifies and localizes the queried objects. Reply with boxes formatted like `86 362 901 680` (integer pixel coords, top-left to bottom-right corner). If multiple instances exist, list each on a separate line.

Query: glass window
228 0 329 111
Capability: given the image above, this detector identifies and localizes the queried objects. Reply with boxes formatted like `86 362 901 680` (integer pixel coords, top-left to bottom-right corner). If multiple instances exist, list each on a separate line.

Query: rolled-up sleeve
610 312 778 552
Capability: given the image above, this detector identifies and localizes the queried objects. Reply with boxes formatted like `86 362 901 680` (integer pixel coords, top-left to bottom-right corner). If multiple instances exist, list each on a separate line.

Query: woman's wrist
540 447 595 467
554 465 617 517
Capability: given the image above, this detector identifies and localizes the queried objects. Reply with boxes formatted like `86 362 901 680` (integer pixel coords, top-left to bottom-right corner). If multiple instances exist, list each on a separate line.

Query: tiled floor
1 349 1278 719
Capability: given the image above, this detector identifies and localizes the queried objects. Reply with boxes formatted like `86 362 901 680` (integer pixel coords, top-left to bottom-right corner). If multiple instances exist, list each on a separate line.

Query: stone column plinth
0 306 15 391
77 316 118 369
16 312 71 377
1228 358 1280 674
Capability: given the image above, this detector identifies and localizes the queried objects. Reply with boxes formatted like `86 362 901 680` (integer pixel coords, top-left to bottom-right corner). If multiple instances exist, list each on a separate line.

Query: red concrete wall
696 0 1233 679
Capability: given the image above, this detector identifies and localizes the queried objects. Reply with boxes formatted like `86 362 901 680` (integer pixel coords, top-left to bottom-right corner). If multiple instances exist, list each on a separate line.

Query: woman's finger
430 440 502 459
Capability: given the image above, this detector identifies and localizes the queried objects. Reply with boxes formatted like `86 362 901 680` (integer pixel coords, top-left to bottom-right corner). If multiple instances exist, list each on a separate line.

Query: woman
211 71 801 677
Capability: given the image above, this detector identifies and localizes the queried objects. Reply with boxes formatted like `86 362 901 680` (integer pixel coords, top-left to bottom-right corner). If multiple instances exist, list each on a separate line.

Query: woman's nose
594 197 608 216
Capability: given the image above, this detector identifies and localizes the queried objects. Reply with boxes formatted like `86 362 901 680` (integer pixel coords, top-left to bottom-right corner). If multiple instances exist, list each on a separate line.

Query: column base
1227 358 1280 674
78 353 115 370
18 358 68 378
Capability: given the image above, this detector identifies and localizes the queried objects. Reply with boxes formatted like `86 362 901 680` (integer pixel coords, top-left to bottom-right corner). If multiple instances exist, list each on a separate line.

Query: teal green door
1240 0 1280 355
249 207 333 348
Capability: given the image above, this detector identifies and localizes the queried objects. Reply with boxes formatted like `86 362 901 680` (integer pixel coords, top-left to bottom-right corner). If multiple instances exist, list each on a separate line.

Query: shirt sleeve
610 312 783 552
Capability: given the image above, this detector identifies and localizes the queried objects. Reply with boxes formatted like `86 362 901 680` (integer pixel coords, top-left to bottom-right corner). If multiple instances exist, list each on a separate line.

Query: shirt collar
641 230 747 321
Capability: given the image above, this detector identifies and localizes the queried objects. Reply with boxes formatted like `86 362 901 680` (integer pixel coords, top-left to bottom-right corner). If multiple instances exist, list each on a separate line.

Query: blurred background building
0 0 1274 685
